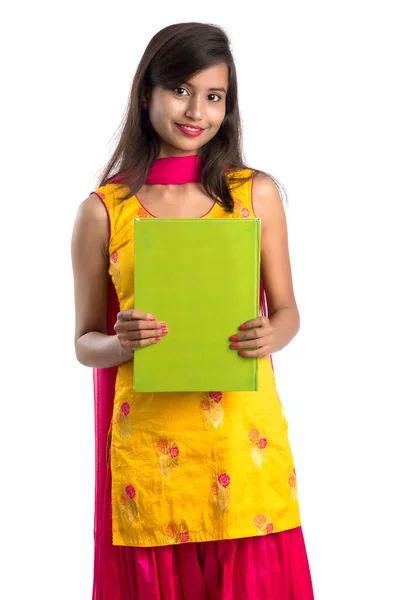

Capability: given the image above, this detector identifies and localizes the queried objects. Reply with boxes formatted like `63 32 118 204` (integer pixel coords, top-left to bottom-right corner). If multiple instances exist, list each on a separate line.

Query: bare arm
71 193 133 368
252 174 300 352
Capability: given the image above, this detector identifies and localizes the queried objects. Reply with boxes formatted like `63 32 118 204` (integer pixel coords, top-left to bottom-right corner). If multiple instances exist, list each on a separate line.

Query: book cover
133 218 261 392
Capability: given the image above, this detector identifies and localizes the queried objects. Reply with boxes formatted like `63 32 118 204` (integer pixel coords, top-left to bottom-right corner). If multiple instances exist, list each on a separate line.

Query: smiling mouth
175 123 205 131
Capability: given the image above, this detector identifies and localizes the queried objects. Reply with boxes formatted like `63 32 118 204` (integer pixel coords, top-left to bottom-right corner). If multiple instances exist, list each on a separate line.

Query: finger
230 327 267 342
119 326 166 341
122 335 163 353
115 319 163 334
239 316 269 331
117 309 156 322
230 336 268 350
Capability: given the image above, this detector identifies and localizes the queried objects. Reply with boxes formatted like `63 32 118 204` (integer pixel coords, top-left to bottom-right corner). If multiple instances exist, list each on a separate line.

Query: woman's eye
174 87 188 95
173 88 221 102
208 94 221 102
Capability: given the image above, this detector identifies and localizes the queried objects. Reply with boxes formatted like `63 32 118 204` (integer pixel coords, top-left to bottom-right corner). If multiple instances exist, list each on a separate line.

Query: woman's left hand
229 316 275 358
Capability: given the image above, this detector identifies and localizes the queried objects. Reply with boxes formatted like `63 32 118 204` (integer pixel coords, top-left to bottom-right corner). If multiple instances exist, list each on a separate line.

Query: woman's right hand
114 310 168 354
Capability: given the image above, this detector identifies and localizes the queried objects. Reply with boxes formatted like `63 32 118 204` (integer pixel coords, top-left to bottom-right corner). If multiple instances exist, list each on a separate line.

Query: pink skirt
95 448 314 600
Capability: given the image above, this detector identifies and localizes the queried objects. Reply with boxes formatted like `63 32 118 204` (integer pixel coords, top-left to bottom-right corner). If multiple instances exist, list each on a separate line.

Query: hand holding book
229 316 274 358
114 309 168 354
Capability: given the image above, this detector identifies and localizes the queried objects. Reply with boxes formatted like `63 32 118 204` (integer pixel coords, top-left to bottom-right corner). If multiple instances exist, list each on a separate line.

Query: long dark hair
98 22 287 212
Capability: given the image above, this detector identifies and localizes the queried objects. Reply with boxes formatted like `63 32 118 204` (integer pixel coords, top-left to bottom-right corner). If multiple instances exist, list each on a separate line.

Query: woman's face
146 63 229 158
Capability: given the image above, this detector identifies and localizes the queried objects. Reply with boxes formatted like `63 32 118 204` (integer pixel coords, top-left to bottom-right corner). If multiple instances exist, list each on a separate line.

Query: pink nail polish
155 336 162 341
231 343 238 348
239 324 247 330
230 335 238 341
239 351 245 356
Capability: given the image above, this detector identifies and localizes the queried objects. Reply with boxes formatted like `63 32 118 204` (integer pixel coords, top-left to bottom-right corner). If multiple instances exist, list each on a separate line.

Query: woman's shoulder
225 165 255 180
90 181 131 206
251 172 288 221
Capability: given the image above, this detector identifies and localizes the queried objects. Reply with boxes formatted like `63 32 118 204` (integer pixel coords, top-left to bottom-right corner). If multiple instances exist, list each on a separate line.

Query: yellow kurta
93 169 301 547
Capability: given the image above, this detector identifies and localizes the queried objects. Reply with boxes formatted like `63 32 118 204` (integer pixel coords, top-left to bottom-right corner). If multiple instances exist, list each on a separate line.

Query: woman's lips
175 123 205 137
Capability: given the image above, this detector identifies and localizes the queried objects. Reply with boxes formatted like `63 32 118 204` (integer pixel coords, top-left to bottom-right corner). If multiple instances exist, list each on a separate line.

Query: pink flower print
201 393 224 429
212 475 231 512
200 399 211 411
253 514 267 528
165 523 189 544
156 439 169 453
158 440 180 477
241 207 250 218
288 468 298 501
208 392 222 403
249 428 267 467
218 473 230 488
118 402 131 440
121 402 130 417
125 485 136 500
121 484 138 524
170 446 179 458
165 523 179 539
98 192 106 200
248 428 260 443
179 531 190 543
110 251 122 287
137 206 149 218
253 514 273 535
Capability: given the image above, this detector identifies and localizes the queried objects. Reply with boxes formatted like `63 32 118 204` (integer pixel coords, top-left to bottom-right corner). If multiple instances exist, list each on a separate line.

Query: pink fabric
93 278 120 600
109 154 203 186
97 443 314 600
145 154 203 184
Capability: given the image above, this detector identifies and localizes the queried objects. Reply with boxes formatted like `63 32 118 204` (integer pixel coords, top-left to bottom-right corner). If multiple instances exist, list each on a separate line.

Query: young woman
71 21 315 600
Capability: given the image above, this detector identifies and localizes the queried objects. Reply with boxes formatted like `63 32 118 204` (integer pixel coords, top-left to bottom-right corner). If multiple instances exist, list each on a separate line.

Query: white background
1 1 399 598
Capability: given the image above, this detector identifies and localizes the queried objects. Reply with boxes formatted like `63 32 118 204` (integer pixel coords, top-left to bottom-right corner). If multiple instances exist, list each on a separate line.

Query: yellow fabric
94 169 301 547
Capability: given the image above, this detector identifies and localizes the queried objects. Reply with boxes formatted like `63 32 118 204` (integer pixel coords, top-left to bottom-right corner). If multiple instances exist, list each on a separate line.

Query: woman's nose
185 95 204 121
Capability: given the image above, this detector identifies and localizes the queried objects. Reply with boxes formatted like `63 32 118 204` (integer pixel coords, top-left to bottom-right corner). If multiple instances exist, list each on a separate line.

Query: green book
133 218 261 392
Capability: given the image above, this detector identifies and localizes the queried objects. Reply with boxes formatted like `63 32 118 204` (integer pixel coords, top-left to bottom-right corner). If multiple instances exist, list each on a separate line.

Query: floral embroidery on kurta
248 428 268 468
115 401 131 440
137 206 150 218
232 198 250 218
156 439 180 477
253 514 274 535
165 522 190 544
119 484 138 524
110 250 121 286
288 468 298 500
200 392 224 429
211 472 231 513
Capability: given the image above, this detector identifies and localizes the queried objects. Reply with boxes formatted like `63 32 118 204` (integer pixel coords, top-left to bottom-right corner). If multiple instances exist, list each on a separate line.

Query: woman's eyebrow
184 82 227 93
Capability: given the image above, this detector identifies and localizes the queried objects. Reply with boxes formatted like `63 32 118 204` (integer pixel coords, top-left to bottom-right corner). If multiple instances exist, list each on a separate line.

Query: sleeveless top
91 158 301 547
